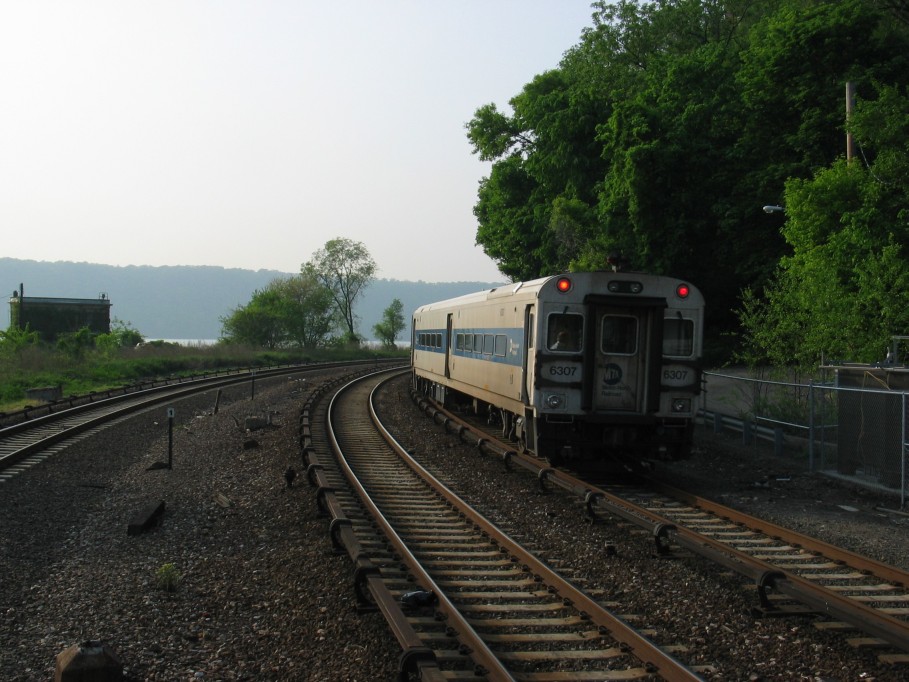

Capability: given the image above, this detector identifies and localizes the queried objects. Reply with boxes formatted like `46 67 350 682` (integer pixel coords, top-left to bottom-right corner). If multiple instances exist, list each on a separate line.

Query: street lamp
762 205 784 214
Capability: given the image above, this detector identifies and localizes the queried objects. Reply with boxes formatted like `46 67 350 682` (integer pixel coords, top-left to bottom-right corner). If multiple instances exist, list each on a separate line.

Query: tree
0 324 39 356
736 83 909 366
219 283 288 348
95 319 144 355
274 274 335 348
303 238 377 344
466 0 909 356
373 299 406 349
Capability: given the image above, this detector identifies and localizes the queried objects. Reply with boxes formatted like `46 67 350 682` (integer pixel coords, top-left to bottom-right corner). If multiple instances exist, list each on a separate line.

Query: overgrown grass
0 342 408 413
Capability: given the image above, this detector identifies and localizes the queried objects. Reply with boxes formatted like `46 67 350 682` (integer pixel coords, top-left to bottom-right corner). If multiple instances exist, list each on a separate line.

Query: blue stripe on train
414 327 524 367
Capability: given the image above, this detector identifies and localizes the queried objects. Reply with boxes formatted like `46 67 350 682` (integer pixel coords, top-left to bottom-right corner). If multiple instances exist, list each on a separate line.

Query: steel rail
373 381 702 682
2 360 405 471
326 371 517 681
411 389 909 654
300 369 448 681
0 367 289 470
647 479 909 587
330 370 701 682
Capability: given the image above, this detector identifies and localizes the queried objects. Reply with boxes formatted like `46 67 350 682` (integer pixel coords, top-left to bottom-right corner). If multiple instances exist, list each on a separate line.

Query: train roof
412 275 552 314
413 272 703 315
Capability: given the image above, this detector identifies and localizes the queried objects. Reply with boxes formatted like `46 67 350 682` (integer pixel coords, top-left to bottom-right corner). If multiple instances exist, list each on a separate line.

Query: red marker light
676 283 690 299
556 277 572 293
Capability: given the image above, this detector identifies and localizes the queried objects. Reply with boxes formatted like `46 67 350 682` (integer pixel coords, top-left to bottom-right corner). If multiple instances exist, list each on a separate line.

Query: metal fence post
900 391 906 509
808 380 815 472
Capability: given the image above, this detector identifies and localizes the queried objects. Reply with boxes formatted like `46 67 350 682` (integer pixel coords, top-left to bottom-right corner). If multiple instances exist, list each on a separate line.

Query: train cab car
412 271 704 463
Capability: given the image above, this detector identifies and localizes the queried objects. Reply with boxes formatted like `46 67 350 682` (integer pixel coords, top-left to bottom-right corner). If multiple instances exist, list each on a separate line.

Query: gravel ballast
2 372 909 680
0 377 400 681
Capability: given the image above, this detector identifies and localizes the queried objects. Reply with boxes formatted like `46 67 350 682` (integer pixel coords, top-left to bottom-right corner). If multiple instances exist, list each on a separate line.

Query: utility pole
846 81 856 163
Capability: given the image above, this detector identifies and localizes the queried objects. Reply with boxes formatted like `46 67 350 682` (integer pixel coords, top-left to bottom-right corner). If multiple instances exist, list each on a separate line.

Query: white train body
411 271 704 461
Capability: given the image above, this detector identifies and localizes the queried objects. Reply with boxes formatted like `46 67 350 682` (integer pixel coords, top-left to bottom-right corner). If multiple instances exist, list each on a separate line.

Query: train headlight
556 277 572 293
672 398 691 413
545 393 565 409
676 283 691 299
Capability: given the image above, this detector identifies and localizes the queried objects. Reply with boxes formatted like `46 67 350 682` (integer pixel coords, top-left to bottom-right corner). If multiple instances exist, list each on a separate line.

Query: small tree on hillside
373 298 406 349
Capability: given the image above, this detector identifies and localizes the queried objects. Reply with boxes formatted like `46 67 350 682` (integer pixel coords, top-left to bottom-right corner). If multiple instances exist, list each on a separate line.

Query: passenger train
411 271 704 463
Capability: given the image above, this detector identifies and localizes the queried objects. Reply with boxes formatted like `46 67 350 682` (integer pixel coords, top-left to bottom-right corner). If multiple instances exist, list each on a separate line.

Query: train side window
494 334 507 357
456 333 463 350
418 333 425 347
464 333 473 352
528 313 534 348
483 334 494 355
663 317 693 356
547 313 583 352
601 316 637 355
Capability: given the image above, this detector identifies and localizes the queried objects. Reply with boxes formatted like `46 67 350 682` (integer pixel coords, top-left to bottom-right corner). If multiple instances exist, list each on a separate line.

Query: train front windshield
546 313 583 352
662 316 694 356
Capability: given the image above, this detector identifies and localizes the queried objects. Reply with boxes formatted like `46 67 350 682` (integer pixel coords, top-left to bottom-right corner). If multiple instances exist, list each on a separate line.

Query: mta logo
602 363 623 386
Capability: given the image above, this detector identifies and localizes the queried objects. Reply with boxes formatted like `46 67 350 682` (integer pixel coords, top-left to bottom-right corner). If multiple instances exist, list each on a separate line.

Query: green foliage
154 563 182 592
95 319 144 356
373 299 406 349
220 283 288 349
737 79 909 366
220 274 337 349
55 327 95 360
274 274 336 348
0 324 39 355
302 238 377 340
0 336 401 414
466 0 909 358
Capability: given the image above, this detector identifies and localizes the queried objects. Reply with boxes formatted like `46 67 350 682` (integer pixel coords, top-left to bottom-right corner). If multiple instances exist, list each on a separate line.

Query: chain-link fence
701 368 909 507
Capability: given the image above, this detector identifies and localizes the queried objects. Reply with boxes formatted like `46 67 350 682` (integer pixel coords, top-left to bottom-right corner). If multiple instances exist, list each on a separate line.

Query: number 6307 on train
411 271 704 464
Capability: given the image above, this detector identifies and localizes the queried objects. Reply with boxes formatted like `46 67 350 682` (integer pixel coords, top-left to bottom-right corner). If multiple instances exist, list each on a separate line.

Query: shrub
154 563 182 592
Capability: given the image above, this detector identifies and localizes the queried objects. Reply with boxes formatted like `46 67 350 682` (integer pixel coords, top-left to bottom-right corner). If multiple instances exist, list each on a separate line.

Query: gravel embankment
0 376 400 681
3 372 909 681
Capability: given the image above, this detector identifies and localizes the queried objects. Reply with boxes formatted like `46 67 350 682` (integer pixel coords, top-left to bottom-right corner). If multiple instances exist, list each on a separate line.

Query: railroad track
0 359 399 479
410 389 909 665
304 368 701 681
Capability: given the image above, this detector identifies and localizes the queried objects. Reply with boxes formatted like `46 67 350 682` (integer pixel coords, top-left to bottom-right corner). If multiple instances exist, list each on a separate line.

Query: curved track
411 389 909 663
0 360 397 479
308 369 700 681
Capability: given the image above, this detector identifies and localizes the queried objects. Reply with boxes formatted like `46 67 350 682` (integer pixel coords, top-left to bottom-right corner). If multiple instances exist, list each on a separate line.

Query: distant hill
0 258 504 343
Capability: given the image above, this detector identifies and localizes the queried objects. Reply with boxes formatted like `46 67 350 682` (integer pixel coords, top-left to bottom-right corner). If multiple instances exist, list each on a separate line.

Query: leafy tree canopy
303 238 377 344
373 298 406 350
466 0 909 358
737 82 909 366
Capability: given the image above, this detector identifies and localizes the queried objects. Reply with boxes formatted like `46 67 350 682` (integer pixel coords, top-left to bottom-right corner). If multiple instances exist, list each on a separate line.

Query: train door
445 314 452 379
517 304 537 453
522 305 535 404
592 305 659 412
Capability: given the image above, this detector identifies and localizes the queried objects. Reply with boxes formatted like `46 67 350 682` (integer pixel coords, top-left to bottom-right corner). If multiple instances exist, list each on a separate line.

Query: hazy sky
1 2 595 283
